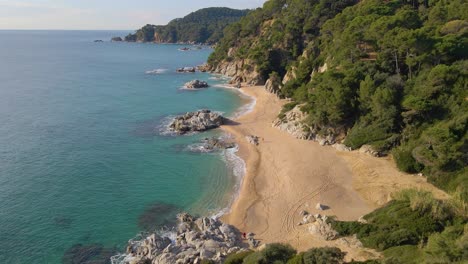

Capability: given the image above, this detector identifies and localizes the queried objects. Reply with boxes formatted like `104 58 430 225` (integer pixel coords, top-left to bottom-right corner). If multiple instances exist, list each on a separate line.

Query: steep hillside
124 7 249 44
209 0 467 197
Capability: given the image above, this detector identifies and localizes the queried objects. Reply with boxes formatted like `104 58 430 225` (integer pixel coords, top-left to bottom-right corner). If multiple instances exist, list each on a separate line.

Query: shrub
224 250 253 264
392 145 423 173
286 253 304 264
302 247 345 264
244 243 297 264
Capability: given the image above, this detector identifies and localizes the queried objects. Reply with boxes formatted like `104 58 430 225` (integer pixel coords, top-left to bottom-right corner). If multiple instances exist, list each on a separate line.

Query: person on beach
242 232 246 239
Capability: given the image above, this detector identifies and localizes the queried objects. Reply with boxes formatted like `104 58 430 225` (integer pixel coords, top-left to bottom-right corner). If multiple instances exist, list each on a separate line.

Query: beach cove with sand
219 84 448 261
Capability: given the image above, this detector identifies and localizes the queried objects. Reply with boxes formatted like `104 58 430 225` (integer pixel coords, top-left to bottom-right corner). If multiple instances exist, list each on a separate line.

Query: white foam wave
185 143 214 153
212 84 256 119
210 142 246 219
145 69 168 75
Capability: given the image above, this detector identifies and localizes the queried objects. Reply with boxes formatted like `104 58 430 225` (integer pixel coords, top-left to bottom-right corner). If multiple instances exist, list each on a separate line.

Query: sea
0 30 250 264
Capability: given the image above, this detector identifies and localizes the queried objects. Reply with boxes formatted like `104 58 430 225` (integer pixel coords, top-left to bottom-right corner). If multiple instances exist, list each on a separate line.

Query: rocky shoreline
116 213 250 264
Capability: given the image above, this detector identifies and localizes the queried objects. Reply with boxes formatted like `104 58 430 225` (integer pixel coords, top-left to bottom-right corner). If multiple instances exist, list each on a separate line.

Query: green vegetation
209 0 468 196
125 8 249 44
225 251 254 264
222 244 350 264
330 190 467 263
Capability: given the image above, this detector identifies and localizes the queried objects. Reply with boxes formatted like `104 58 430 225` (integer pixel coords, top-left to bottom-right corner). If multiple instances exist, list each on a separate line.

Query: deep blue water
0 30 245 263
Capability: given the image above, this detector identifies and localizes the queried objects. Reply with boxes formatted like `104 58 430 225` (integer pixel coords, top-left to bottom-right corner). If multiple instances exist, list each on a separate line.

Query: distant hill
124 7 250 44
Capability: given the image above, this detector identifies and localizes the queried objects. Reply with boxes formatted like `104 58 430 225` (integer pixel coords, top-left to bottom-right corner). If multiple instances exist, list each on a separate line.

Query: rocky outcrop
282 66 297 85
359 145 381 157
111 37 123 42
153 32 164 43
202 137 236 150
176 67 196 73
273 105 346 146
197 64 210 72
169 110 226 134
122 213 248 264
185 80 209 89
265 74 282 95
273 105 310 140
307 214 339 241
211 59 264 85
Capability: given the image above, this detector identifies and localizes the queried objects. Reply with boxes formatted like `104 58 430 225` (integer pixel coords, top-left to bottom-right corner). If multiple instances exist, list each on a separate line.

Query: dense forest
209 0 467 198
124 8 249 44
208 1 467 262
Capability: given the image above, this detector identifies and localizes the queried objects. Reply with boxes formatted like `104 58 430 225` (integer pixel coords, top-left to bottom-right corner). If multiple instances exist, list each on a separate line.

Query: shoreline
219 84 448 260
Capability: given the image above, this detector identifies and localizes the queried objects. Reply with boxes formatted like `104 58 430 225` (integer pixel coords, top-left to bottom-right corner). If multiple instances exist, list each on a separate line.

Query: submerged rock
169 110 227 134
138 202 181 232
185 80 209 89
63 244 116 264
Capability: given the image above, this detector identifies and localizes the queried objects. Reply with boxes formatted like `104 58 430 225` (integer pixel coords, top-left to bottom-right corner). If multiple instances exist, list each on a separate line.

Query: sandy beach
221 85 448 260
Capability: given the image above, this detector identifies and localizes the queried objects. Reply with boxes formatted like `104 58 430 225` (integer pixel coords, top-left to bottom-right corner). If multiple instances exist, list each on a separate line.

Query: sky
0 0 266 30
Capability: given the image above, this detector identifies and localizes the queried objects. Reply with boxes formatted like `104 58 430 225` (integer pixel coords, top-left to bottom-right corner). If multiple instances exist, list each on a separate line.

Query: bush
286 253 304 264
383 245 424 264
302 247 345 264
392 145 423 173
243 243 296 264
224 250 253 264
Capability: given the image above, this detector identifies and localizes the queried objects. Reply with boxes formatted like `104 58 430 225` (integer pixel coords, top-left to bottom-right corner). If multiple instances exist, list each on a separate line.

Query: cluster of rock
273 104 310 140
123 213 248 264
197 64 210 72
273 105 355 151
297 211 338 241
177 67 196 73
169 110 227 134
202 137 236 151
185 80 209 89
111 37 123 42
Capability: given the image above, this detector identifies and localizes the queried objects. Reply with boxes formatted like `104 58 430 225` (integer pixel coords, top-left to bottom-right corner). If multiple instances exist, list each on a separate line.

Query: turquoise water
0 31 245 263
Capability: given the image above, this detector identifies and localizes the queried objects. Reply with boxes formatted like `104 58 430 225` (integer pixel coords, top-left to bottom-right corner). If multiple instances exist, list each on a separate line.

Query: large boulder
185 80 209 89
169 110 227 134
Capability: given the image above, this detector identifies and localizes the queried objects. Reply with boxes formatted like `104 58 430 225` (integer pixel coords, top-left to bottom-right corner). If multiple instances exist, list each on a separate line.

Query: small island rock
185 80 209 89
169 110 226 134
111 37 123 42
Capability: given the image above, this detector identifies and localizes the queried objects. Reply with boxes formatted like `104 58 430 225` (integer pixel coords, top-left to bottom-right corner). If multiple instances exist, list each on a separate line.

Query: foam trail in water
145 69 168 75
212 84 256 119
